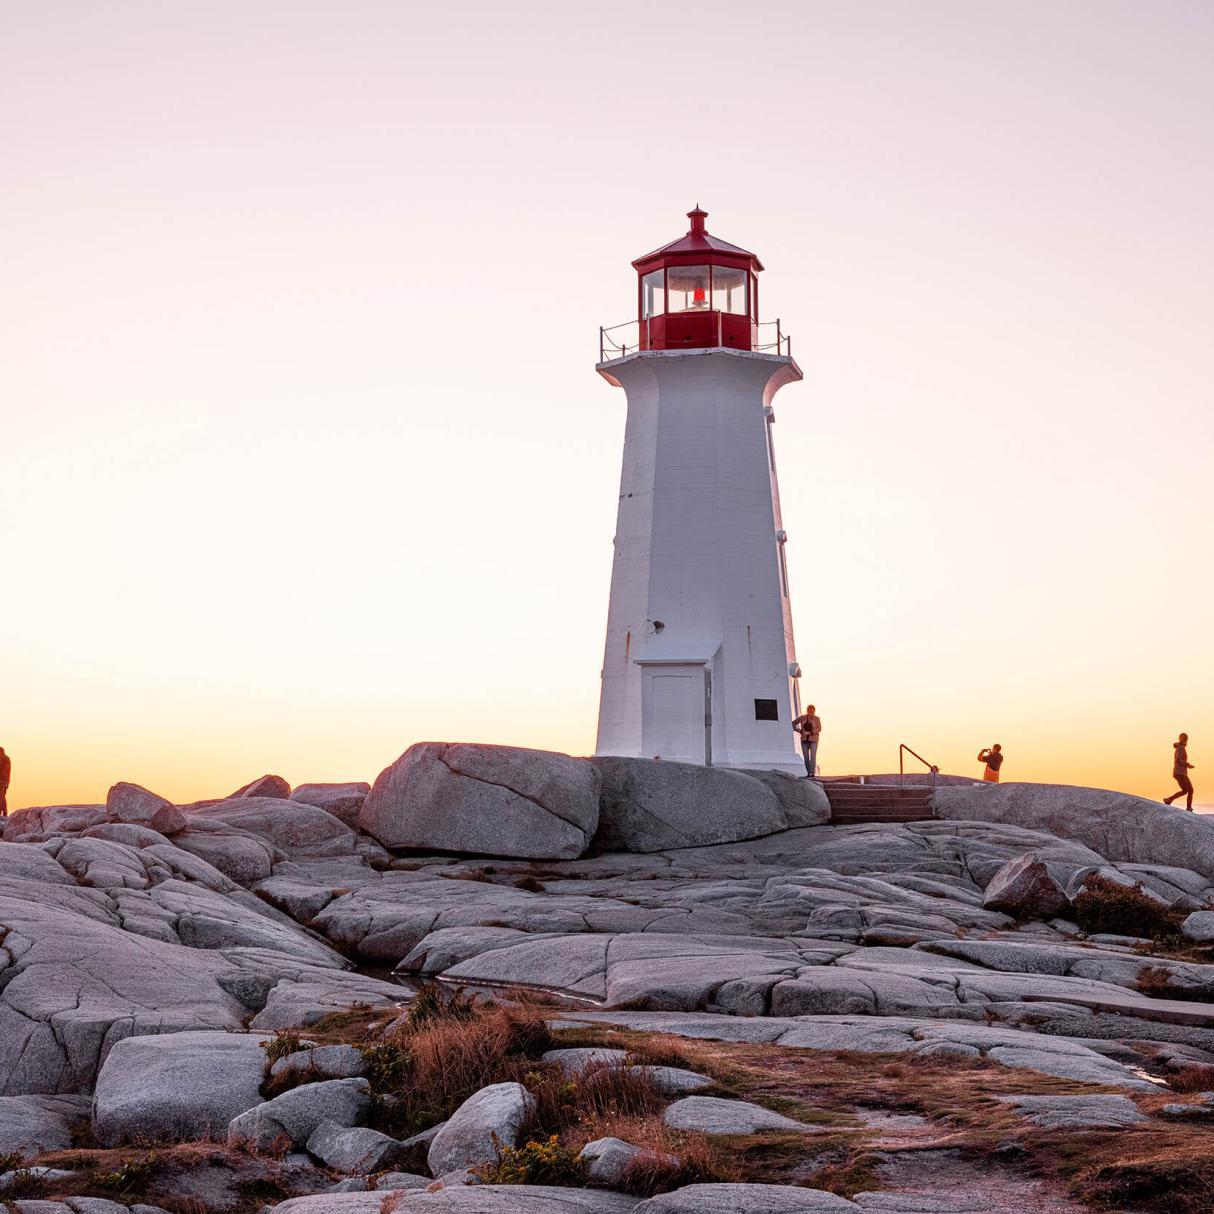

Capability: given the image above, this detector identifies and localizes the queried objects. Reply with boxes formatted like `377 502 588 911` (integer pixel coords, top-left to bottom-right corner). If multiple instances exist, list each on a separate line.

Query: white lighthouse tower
595 207 804 774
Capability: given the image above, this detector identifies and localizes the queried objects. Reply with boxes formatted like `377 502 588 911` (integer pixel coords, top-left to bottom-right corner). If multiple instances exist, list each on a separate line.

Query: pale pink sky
2 1 1211 807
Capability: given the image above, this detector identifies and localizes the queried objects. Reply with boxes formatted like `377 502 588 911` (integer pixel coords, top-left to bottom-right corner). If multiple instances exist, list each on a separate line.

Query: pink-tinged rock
2 805 106 842
106 782 187 836
981 853 1070 919
231 774 292 799
290 783 370 830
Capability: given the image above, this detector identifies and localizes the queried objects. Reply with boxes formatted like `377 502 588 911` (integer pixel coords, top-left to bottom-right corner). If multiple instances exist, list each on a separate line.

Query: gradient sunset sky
3 1 1211 809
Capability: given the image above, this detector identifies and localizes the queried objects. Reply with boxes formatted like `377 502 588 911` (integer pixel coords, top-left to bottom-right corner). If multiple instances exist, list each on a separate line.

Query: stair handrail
899 743 939 792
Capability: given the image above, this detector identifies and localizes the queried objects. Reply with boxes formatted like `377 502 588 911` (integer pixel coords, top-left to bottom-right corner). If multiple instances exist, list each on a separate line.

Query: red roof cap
632 206 764 272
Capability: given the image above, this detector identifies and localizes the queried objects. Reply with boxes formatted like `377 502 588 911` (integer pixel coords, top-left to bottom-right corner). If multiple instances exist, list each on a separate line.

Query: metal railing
598 317 793 363
899 743 940 792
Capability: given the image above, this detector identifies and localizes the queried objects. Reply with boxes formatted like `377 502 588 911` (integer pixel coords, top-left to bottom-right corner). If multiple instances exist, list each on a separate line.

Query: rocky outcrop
982 854 1069 919
92 1030 270 1144
663 1094 817 1134
228 1078 371 1148
291 783 371 829
361 743 601 860
232 774 292 799
935 782 1214 880
0 1093 90 1159
593 758 794 852
579 1136 679 1186
426 1081 536 1174
106 783 188 835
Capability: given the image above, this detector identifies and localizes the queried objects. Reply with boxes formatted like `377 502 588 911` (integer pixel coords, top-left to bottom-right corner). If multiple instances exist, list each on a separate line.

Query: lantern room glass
641 270 664 319
666 265 711 312
711 266 748 315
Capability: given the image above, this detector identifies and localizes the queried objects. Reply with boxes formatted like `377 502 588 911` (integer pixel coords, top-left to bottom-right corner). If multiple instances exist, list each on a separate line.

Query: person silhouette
0 746 10 817
977 744 1004 783
1163 732 1195 811
792 706 821 778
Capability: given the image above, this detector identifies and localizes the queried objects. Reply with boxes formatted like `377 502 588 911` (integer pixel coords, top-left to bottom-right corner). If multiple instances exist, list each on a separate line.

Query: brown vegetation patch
1072 874 1186 942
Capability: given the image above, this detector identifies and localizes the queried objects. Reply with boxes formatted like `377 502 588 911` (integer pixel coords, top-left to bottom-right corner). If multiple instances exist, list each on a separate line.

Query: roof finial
687 204 707 236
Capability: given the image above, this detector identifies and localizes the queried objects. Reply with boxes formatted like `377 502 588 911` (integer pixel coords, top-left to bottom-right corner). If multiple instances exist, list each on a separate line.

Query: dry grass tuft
1167 1063 1214 1094
1072 874 1185 941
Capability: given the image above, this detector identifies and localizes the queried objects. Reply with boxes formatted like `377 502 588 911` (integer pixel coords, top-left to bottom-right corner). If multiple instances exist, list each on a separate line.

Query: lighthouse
595 207 805 774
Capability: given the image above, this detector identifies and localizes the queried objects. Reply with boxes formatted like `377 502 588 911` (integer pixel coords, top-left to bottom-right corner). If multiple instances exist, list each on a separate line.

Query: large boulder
228 1078 371 1148
93 1030 270 1144
3 804 106 842
981 854 1069 919
232 774 292 799
195 798 360 857
935 782 1214 881
105 783 187 836
0 1093 91 1160
426 1081 536 1175
744 770 831 827
361 743 601 860
291 783 371 830
593 758 792 852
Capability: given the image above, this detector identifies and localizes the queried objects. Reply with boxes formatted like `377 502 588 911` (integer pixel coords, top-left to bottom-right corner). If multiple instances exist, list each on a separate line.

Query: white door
642 666 704 764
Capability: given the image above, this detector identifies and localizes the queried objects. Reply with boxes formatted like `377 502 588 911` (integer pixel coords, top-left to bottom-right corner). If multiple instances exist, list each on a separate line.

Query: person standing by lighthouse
595 208 805 774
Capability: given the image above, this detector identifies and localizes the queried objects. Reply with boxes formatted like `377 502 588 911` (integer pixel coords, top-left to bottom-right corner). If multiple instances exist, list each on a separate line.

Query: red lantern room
633 206 762 352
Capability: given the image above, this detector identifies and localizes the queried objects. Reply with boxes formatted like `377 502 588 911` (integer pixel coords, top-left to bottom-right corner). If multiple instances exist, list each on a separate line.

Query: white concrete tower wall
596 346 803 773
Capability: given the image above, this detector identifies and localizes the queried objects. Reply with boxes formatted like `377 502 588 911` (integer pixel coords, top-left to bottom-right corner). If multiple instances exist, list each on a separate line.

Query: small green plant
1 1166 46 1197
357 1041 414 1093
260 1032 312 1065
474 1135 583 1186
0 1151 25 1173
96 1152 161 1195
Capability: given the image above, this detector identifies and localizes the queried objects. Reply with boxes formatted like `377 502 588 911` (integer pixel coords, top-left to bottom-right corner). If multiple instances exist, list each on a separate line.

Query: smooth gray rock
93 1030 270 1145
633 1065 713 1095
248 973 405 1031
635 1185 859 1212
997 1093 1148 1129
172 819 282 884
935 782 1214 880
197 798 360 857
291 784 371 830
270 1189 637 1212
362 743 601 860
0 1094 91 1159
372 1173 432 1190
594 758 791 852
579 1136 679 1186
426 1081 536 1175
540 1047 628 1074
105 783 187 836
228 1078 371 1148
744 770 832 827
272 1044 366 1084
981 854 1068 919
1182 910 1214 943
0 887 250 1095
306 1120 414 1173
662 1095 817 1135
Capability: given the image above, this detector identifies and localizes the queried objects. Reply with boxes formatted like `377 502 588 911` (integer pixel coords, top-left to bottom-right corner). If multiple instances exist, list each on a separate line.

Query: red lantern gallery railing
598 318 793 363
